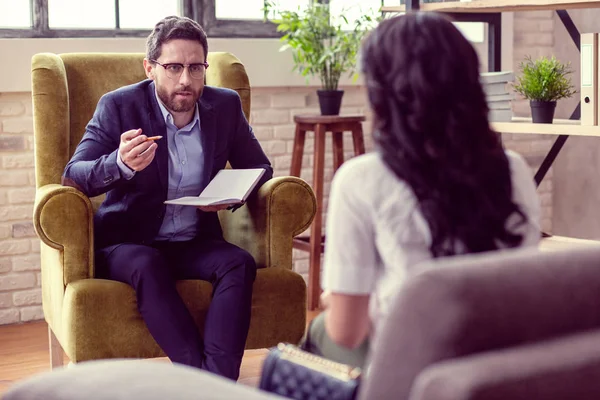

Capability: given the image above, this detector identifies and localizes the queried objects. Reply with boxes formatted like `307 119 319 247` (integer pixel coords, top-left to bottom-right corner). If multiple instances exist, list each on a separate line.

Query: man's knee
127 246 169 285
227 247 257 283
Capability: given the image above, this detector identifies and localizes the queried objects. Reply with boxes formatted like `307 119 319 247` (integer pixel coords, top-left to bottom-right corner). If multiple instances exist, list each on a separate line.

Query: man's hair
146 16 208 62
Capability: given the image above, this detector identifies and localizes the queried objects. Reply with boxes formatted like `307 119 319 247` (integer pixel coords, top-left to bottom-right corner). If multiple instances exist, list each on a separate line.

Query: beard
157 85 201 113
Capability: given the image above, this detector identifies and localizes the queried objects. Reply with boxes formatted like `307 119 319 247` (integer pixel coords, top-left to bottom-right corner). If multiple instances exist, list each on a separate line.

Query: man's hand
119 128 158 172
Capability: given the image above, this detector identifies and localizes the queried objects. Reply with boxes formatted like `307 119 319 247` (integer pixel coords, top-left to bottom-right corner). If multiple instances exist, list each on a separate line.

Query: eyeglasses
151 59 209 80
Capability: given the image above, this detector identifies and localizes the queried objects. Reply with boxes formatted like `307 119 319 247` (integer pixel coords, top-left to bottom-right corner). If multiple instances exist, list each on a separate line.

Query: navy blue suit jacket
63 80 273 250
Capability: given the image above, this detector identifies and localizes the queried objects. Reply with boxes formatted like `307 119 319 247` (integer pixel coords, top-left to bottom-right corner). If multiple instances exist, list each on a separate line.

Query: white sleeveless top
322 150 541 331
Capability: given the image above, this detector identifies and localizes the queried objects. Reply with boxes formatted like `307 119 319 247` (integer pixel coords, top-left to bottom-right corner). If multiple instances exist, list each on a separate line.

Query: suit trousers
95 237 257 380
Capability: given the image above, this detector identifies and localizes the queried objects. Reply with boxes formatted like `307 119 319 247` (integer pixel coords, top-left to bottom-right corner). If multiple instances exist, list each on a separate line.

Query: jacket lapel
198 96 216 184
146 82 169 194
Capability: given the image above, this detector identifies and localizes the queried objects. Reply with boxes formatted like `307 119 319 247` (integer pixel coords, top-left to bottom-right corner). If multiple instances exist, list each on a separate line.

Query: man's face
144 39 206 114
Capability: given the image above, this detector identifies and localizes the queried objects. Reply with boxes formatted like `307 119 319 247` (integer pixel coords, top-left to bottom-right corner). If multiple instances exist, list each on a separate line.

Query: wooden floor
0 311 320 396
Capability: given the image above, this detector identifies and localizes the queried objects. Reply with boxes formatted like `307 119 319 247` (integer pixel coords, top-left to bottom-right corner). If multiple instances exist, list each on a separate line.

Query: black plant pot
530 100 557 124
317 90 344 116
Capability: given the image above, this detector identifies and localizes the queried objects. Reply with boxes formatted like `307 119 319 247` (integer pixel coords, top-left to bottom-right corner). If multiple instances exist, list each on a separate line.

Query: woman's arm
324 293 371 349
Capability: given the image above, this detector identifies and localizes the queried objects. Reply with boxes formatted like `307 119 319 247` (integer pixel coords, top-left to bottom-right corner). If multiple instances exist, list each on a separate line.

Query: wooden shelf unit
381 0 600 14
492 118 600 137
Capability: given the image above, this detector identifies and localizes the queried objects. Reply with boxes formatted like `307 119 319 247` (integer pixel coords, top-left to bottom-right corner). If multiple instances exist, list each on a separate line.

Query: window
49 0 116 29
0 0 485 40
48 0 181 30
0 0 31 28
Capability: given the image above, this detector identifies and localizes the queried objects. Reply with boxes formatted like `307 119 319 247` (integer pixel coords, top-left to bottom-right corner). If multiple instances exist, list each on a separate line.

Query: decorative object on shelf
481 71 514 122
513 55 577 124
264 1 377 115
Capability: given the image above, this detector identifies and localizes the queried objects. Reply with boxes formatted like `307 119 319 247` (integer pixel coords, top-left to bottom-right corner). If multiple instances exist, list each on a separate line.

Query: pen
146 136 163 141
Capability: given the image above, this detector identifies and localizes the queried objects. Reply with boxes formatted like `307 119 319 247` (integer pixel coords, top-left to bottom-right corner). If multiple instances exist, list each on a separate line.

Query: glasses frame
150 59 209 80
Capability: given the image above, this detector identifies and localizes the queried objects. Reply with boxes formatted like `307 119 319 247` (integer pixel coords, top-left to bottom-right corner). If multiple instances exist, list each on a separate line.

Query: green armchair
31 52 316 368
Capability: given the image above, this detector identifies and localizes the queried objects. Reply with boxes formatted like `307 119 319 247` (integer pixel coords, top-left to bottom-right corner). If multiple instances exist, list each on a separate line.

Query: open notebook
164 168 266 207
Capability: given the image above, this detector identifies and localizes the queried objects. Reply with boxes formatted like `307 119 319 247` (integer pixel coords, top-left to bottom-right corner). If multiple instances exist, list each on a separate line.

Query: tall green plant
513 55 576 102
264 1 377 91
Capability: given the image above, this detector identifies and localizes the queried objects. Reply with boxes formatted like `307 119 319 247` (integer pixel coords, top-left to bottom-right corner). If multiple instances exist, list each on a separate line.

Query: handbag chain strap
277 343 362 381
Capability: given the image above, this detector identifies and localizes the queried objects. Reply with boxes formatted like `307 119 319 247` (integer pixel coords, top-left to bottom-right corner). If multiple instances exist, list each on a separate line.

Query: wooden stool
290 114 366 310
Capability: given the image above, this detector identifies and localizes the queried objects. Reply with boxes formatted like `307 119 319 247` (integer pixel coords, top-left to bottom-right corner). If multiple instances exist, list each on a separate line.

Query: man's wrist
116 152 136 180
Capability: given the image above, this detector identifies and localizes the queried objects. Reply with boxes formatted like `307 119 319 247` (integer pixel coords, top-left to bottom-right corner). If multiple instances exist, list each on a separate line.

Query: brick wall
507 10 557 233
0 13 560 323
0 92 43 325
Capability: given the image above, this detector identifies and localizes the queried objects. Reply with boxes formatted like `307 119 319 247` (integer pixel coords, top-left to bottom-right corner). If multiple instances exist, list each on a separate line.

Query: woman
302 12 541 368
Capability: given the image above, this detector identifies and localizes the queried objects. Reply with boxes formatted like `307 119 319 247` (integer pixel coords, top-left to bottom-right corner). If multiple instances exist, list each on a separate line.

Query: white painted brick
24 99 32 116
30 238 41 253
252 126 273 141
515 34 554 47
0 170 30 186
3 154 34 169
29 170 36 186
264 140 287 156
13 221 36 238
0 223 10 239
0 273 36 291
0 101 25 117
0 308 19 324
273 125 296 140
290 108 320 116
250 109 290 125
0 239 29 255
341 90 368 107
271 93 307 108
274 155 292 170
250 94 271 110
0 205 34 222
7 187 35 204
36 272 42 286
26 135 35 151
293 259 309 275
20 305 44 322
0 257 10 273
11 254 40 272
13 288 42 306
0 293 12 308
0 190 7 205
2 117 33 134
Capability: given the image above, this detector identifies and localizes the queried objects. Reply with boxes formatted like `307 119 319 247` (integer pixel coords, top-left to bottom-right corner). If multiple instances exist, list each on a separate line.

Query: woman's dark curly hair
361 12 526 257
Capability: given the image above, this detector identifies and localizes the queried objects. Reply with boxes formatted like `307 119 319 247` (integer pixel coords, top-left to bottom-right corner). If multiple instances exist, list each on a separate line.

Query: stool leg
308 123 326 310
290 125 306 177
351 123 366 156
332 131 344 172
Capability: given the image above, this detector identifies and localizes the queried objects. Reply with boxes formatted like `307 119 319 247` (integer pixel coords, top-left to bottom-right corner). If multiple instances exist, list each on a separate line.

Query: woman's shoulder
331 152 415 205
332 152 393 185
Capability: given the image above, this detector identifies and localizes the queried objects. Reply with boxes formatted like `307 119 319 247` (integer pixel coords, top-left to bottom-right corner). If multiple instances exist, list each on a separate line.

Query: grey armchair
7 246 600 399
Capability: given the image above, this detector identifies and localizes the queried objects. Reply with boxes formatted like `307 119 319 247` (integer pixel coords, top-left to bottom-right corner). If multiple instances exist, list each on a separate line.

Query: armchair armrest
219 176 316 270
34 184 95 284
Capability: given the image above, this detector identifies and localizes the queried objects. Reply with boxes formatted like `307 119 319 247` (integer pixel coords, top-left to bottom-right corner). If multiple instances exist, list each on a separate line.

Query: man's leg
172 239 257 380
95 244 203 368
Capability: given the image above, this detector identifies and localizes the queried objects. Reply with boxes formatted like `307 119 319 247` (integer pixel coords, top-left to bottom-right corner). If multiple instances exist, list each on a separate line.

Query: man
62 16 273 381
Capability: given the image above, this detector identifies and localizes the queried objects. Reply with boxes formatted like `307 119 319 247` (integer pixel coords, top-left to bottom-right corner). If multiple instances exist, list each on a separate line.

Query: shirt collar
154 89 200 132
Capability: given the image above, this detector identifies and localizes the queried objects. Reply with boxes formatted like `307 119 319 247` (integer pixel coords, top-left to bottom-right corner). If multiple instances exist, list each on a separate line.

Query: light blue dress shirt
117 92 205 242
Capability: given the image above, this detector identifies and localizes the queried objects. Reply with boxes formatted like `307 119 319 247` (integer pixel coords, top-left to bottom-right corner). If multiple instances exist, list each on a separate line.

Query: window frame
0 0 391 38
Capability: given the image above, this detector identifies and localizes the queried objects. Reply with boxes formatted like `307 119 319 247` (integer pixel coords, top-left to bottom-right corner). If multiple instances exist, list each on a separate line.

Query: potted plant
264 2 376 115
513 55 576 124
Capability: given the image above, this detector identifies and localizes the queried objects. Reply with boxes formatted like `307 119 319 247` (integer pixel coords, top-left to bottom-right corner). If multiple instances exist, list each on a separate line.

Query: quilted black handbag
258 343 362 400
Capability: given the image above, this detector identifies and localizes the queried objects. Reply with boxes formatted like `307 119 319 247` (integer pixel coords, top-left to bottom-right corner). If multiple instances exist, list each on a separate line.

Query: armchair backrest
31 52 251 189
361 246 600 400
